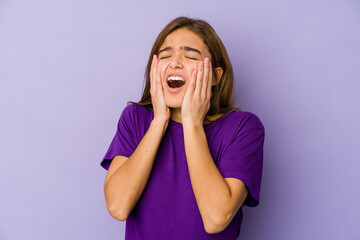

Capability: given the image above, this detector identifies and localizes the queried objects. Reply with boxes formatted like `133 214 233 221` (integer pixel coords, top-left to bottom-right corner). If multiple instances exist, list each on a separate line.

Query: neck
170 108 182 123
170 108 218 125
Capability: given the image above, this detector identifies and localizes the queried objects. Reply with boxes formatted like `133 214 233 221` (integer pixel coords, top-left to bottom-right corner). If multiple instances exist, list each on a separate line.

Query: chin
163 82 188 108
163 86 184 108
164 97 182 109
164 91 183 108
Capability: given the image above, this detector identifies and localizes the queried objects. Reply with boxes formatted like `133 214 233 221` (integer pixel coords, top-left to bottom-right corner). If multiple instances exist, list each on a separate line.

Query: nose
170 54 183 69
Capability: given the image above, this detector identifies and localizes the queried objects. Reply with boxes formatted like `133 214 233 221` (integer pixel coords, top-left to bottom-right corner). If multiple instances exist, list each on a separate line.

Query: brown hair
129 16 240 122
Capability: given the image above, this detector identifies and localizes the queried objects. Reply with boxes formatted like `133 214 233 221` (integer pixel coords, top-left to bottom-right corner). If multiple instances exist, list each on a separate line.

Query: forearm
105 119 168 220
183 123 232 230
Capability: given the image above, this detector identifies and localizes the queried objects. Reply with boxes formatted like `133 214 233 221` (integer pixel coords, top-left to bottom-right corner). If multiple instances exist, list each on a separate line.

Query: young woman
101 17 265 240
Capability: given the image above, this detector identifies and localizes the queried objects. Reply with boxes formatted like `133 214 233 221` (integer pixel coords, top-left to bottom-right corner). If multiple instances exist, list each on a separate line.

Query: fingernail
200 61 203 66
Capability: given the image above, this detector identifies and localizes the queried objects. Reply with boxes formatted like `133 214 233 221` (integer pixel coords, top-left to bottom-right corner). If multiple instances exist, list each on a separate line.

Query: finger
207 59 213 98
150 55 157 92
154 56 160 93
194 60 204 97
156 65 162 93
202 58 210 99
186 69 197 97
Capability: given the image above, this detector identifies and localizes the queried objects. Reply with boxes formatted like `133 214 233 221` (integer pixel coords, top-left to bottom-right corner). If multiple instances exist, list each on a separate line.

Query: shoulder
119 103 153 131
121 103 152 119
223 110 265 133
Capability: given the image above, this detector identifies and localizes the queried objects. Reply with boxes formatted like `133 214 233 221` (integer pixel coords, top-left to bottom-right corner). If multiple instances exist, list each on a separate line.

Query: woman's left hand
181 57 213 126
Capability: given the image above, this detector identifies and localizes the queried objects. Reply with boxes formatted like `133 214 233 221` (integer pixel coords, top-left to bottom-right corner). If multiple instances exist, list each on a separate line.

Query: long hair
129 16 240 122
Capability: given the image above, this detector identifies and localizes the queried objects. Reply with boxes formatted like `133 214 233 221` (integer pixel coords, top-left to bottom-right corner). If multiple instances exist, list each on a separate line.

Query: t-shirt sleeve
217 114 265 207
100 104 139 171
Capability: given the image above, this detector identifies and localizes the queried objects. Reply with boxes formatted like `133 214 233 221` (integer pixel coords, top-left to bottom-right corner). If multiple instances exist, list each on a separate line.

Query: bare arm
181 58 248 233
104 119 168 221
104 55 170 221
183 123 248 233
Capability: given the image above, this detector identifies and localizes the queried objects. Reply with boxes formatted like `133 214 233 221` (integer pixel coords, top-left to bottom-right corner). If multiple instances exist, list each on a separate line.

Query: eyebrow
158 46 202 55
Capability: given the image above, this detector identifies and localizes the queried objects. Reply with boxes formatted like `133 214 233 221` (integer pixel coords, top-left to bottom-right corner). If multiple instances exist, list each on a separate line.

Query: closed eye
159 56 198 60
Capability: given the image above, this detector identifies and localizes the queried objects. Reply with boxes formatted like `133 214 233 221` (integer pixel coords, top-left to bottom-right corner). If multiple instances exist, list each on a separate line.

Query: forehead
160 28 210 56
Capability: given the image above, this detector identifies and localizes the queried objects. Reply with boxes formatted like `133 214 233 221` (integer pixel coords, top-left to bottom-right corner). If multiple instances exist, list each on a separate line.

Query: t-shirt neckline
168 110 237 129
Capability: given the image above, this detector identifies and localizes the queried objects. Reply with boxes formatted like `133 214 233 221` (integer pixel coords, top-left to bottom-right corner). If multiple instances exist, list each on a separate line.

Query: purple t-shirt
101 103 265 240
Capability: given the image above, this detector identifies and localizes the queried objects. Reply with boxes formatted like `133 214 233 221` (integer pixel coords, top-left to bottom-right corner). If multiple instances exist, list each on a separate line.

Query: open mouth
167 76 185 89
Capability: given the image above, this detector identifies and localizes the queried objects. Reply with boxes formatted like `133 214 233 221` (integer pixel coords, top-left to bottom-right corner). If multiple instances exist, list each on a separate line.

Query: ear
212 67 223 86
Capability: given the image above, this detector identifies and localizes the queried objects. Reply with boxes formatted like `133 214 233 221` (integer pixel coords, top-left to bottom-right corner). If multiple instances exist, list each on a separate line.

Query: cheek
157 63 167 80
157 62 166 72
186 65 198 79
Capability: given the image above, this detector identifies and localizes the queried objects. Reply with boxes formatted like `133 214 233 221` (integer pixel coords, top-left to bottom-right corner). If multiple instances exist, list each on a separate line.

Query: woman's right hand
150 54 171 124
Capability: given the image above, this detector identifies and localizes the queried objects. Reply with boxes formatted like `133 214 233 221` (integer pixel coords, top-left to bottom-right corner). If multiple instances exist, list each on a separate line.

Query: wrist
152 118 169 126
182 119 203 130
151 118 169 133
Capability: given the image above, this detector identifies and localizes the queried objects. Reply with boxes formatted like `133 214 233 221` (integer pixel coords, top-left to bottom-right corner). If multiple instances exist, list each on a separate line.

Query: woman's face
158 27 212 109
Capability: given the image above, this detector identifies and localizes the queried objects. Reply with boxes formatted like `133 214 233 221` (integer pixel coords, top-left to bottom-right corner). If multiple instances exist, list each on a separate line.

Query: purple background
1 0 359 239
